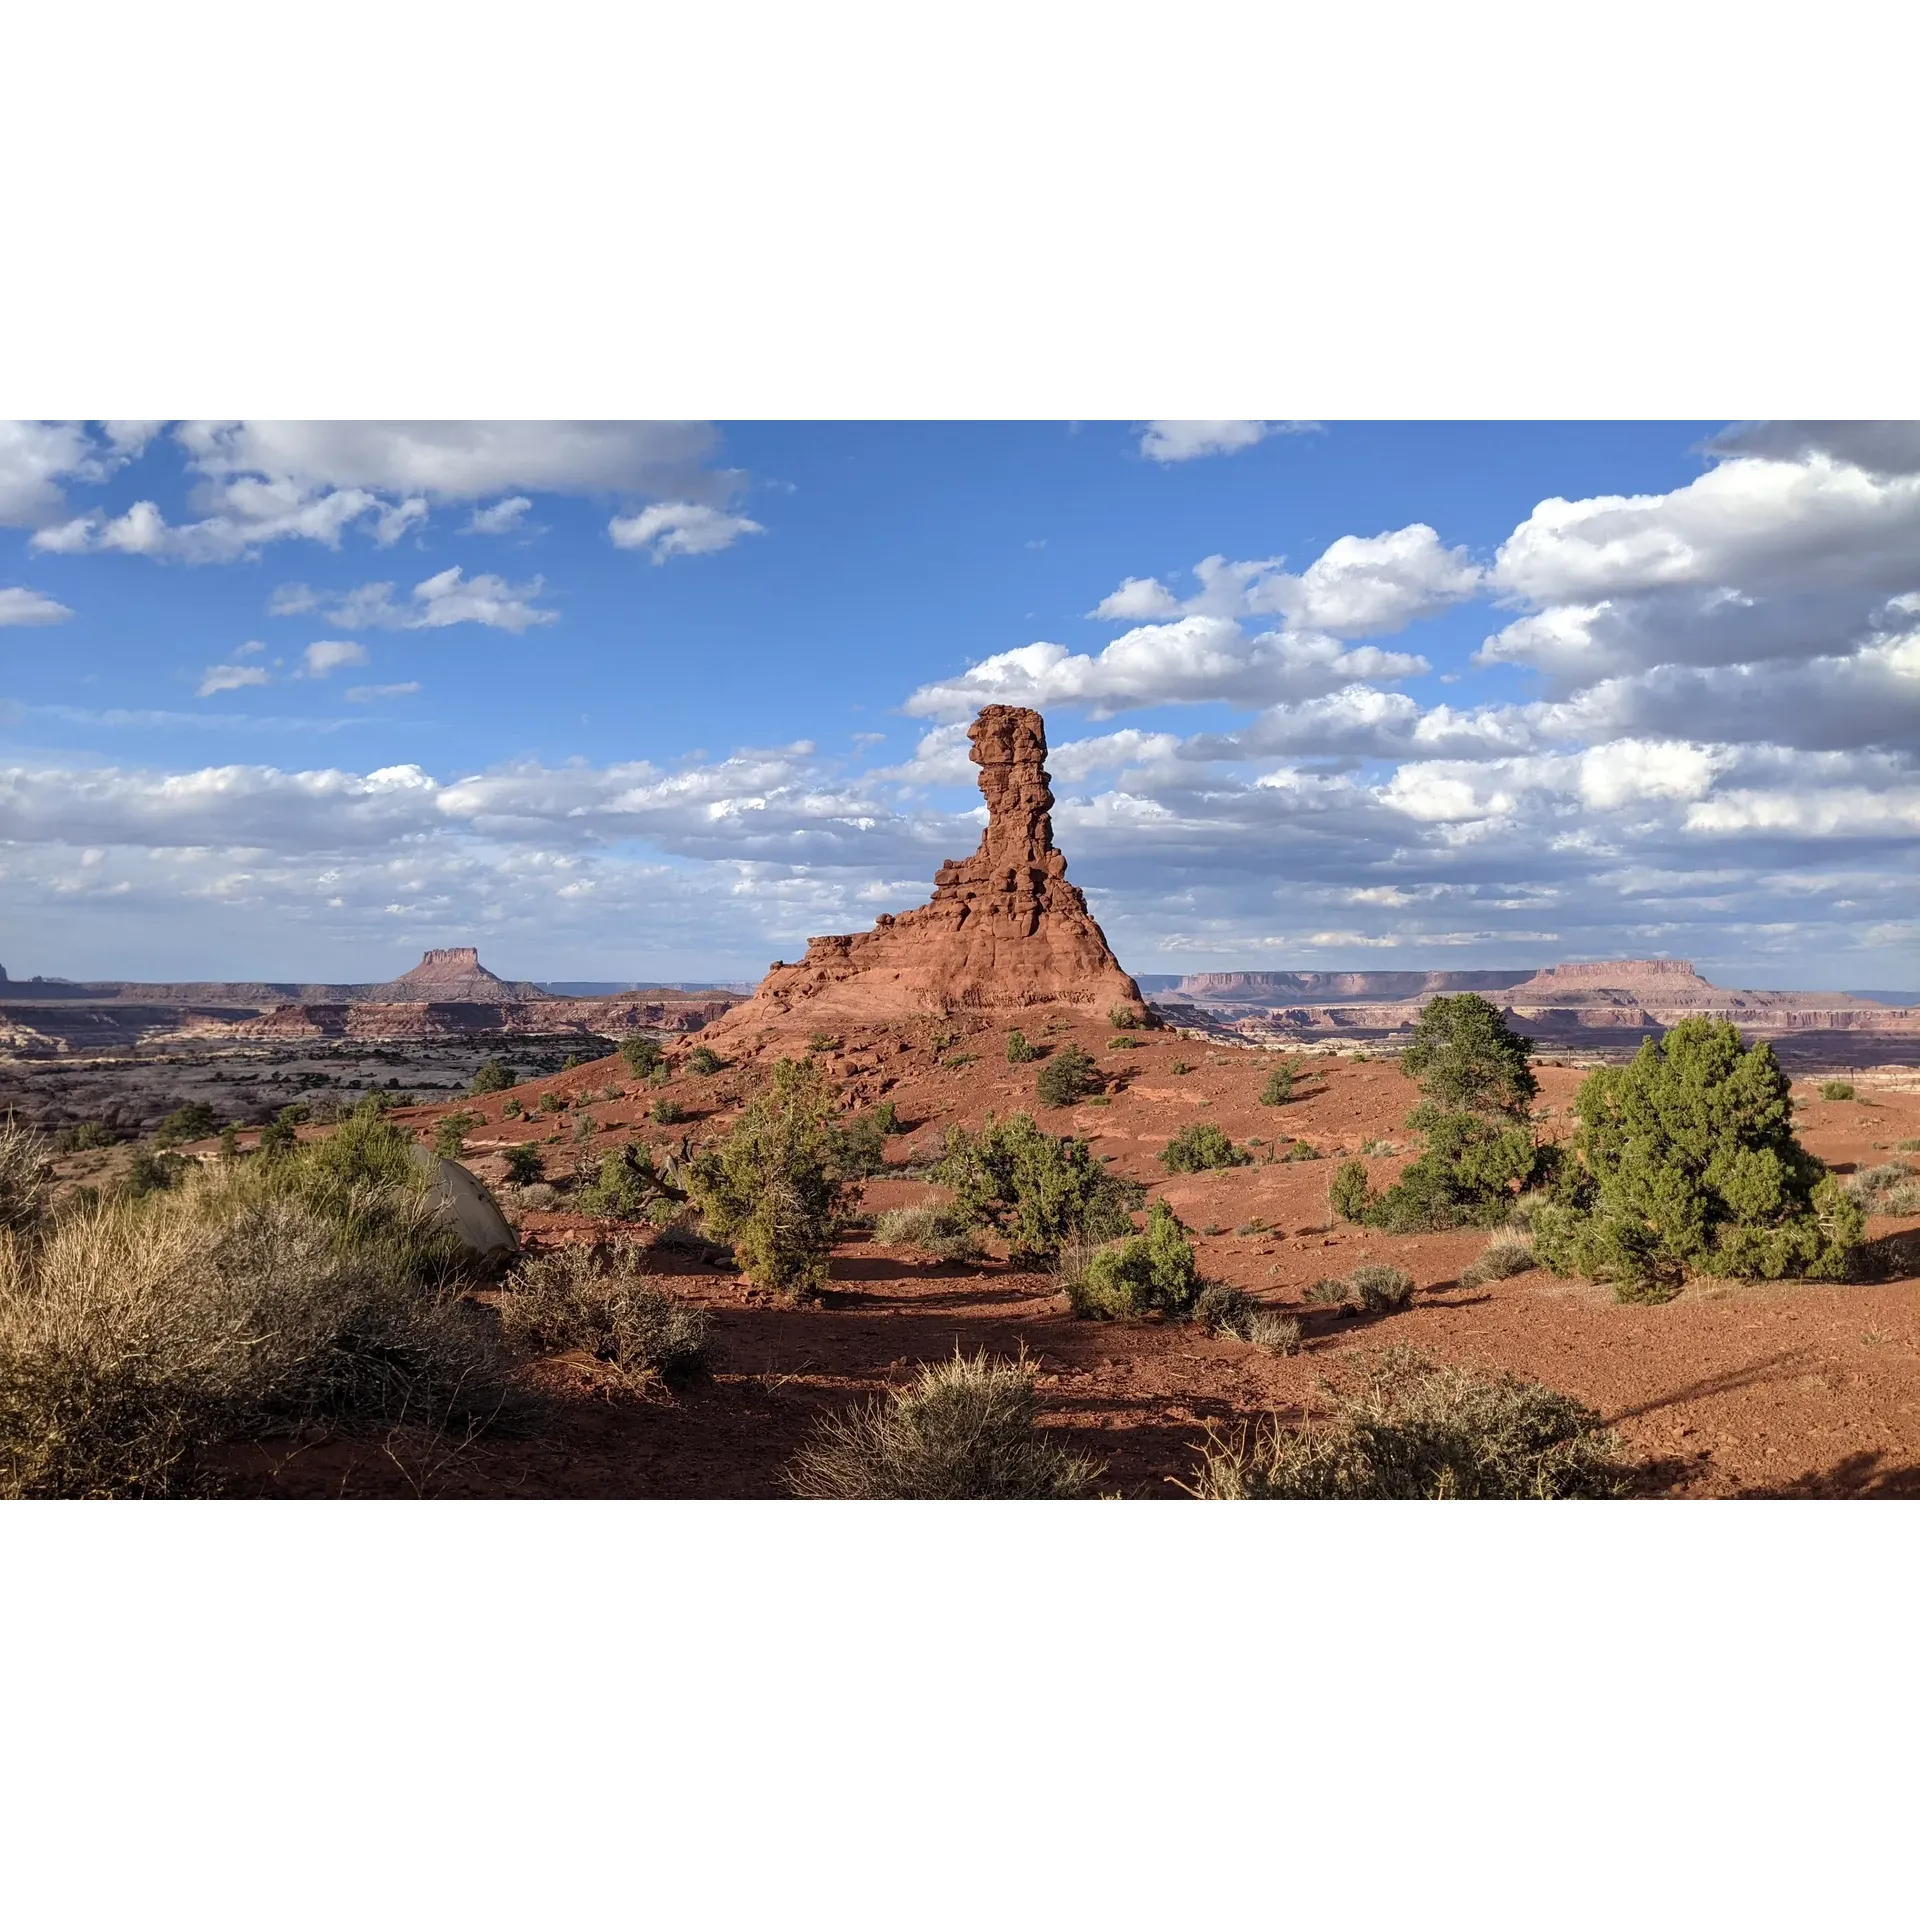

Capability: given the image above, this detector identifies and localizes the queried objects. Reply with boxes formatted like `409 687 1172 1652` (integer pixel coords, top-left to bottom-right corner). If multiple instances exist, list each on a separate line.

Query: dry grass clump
0 1157 509 1499
0 1120 55 1234
1351 1263 1414 1313
872 1206 979 1262
497 1241 707 1383
1850 1162 1920 1217
1246 1311 1304 1354
787 1349 1099 1499
1302 1275 1352 1308
1187 1346 1626 1500
1461 1225 1539 1285
1192 1282 1260 1337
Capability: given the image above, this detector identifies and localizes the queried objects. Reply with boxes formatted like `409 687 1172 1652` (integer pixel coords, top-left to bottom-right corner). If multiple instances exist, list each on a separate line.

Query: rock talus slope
714 705 1147 1035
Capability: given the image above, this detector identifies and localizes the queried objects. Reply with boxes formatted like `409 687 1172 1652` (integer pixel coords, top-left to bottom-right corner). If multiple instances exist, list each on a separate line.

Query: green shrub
470 1061 515 1096
1186 1347 1625 1500
1352 1262 1413 1313
1532 1018 1863 1292
122 1151 190 1199
787 1350 1098 1499
1401 994 1539 1118
1109 1005 1142 1029
498 1241 706 1382
0 1121 56 1233
154 1102 219 1148
1005 1029 1037 1064
832 1102 899 1180
619 1034 665 1077
53 1120 119 1153
1158 1123 1250 1174
686 1046 723 1077
651 1097 687 1126
683 1057 851 1297
1169 1058 1193 1076
256 1114 299 1156
1361 1113 1539 1233
575 1143 666 1222
433 1111 479 1159
940 1111 1140 1265
1035 1044 1103 1109
1283 1140 1321 1163
1107 1035 1142 1051
502 1144 545 1186
537 1091 563 1114
501 1096 524 1119
1820 1080 1856 1101
872 1206 978 1261
1259 1061 1297 1106
1330 1159 1371 1222
1066 1200 1198 1319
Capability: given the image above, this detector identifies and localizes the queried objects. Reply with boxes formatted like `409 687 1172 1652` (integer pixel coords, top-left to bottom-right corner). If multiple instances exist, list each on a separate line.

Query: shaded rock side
717 705 1147 1033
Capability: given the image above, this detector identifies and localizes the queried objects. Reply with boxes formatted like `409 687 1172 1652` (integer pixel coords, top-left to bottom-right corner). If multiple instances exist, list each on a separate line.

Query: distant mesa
713 704 1147 1038
375 947 549 1005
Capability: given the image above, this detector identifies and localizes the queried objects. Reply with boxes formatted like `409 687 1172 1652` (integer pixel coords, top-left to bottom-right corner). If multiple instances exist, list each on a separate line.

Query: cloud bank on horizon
2 419 1916 986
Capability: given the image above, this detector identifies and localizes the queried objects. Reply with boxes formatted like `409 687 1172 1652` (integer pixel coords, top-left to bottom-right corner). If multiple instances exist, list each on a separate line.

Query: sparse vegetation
1820 1080 1856 1101
537 1091 563 1114
1351 1262 1413 1313
1302 1276 1352 1308
1169 1058 1193 1076
683 1056 852 1297
1005 1029 1037 1064
1065 1199 1198 1320
498 1241 707 1383
501 1096 524 1119
651 1097 687 1125
470 1061 515 1096
1259 1061 1297 1106
1529 1017 1864 1297
1107 1034 1142 1051
787 1350 1098 1499
686 1046 723 1077
1283 1140 1321 1163
940 1111 1140 1265
1158 1123 1250 1174
53 1120 119 1153
433 1111 479 1159
1330 1159 1371 1222
1109 1005 1142 1029
1035 1044 1103 1109
1187 1347 1626 1500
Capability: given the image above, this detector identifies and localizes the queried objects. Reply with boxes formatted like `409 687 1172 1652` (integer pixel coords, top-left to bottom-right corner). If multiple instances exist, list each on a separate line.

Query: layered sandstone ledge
712 705 1146 1037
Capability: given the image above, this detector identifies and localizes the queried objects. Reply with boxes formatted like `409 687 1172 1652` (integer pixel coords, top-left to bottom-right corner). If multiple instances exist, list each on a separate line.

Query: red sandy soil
212 1012 1920 1499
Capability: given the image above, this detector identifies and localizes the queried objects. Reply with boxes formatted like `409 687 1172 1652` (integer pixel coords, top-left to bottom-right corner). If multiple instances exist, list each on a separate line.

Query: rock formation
714 705 1146 1035
375 948 549 1004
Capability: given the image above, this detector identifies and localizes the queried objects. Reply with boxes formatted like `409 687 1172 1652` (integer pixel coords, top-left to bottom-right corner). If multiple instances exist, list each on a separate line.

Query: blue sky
3 419 1916 987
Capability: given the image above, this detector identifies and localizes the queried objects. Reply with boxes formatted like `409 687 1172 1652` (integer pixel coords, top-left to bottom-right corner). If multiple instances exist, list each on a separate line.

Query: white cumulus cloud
303 640 370 677
0 586 72 626
608 501 765 562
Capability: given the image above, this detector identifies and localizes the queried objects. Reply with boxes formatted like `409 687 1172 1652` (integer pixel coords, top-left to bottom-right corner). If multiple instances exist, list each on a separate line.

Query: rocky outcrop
714 705 1146 1036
